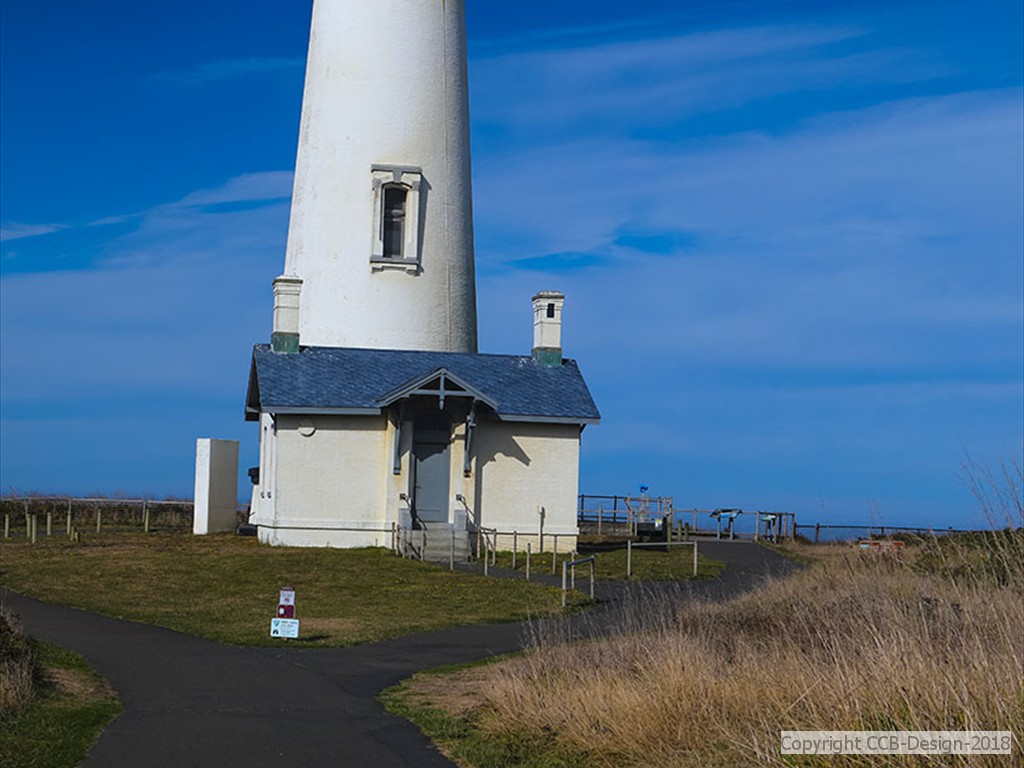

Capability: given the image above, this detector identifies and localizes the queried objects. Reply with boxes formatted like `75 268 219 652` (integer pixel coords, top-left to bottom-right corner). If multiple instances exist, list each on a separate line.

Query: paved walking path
1 541 795 768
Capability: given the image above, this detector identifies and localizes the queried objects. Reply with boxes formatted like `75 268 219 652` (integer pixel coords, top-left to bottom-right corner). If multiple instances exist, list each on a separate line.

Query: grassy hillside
388 529 1024 767
0 534 588 647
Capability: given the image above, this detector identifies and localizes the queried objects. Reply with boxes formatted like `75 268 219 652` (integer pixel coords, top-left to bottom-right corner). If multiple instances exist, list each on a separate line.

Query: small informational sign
271 587 299 638
270 618 300 639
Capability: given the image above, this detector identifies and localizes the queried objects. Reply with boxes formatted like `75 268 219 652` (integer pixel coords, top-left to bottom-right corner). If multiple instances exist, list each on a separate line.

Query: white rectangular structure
193 438 239 535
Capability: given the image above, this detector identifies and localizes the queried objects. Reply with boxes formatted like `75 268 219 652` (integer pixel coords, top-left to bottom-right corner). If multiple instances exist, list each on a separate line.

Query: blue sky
1 0 1021 530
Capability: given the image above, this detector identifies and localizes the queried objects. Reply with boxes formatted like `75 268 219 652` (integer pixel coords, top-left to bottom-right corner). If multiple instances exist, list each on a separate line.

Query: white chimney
532 291 564 367
272 275 303 353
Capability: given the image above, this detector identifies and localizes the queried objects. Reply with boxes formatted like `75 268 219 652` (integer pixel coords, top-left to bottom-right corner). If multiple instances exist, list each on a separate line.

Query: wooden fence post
3 514 9 540
512 531 518 570
96 509 102 534
30 515 37 545
561 560 568 608
627 539 633 579
144 502 151 534
46 511 52 537
66 499 72 535
692 541 698 577
525 542 531 581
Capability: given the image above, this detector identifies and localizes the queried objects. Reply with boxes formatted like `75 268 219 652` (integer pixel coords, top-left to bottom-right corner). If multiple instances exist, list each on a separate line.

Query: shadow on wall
472 430 532 529
476 430 532 471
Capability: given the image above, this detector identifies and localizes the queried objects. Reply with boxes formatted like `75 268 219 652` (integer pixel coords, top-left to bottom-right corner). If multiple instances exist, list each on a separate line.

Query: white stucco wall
283 0 477 353
255 414 393 548
472 421 581 552
250 411 583 551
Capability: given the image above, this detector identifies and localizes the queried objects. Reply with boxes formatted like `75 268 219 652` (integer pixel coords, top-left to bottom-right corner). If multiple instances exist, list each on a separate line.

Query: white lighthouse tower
272 0 478 354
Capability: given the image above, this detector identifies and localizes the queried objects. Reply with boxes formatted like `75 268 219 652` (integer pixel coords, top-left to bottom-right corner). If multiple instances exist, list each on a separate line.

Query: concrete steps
401 523 471 564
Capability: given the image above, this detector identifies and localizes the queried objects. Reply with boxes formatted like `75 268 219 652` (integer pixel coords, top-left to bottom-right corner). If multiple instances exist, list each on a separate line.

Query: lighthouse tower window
382 186 407 259
370 165 423 271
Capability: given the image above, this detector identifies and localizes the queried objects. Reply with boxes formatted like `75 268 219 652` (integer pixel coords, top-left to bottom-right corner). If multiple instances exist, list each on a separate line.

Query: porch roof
245 344 601 425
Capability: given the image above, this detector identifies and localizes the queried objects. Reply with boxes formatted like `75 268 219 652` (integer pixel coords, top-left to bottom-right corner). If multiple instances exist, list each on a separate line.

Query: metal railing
475 526 497 573
562 555 595 607
578 494 675 538
393 524 422 560
625 539 699 579
794 522 976 543
579 494 992 544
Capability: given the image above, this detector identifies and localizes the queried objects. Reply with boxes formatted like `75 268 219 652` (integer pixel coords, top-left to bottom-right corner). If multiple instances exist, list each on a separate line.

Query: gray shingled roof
246 345 600 424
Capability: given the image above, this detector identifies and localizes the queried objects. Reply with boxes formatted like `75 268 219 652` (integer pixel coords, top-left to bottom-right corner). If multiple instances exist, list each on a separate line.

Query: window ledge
370 257 421 274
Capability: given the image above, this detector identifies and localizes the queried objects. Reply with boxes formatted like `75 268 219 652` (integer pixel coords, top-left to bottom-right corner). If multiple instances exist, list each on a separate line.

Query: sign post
270 587 300 639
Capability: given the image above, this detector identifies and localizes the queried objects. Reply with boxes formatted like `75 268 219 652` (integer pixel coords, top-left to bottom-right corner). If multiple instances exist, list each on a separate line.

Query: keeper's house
245 293 599 554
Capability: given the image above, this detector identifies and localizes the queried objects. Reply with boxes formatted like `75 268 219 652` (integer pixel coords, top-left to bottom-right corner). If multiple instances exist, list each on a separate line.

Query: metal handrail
625 539 699 578
562 555 596 606
475 525 497 566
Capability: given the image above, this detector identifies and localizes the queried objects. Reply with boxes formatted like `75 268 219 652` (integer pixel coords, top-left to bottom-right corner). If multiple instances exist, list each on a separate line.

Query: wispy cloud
470 21 1023 370
0 222 65 242
0 173 290 401
478 89 1024 373
0 172 293 274
153 56 303 86
0 170 291 492
178 171 293 207
471 23 942 140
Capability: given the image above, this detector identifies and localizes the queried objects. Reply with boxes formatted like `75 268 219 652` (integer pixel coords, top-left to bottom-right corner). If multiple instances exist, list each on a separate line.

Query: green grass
381 665 591 768
756 540 821 566
0 534 587 647
0 642 120 768
493 542 725 581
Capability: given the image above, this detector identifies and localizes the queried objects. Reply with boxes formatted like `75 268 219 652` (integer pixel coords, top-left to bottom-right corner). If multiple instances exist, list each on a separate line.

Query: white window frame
370 164 422 273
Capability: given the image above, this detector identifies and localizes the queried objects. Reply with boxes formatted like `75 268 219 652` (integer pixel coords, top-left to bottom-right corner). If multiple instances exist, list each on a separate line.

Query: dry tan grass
410 534 1023 767
0 658 35 714
0 606 36 715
